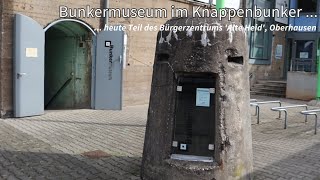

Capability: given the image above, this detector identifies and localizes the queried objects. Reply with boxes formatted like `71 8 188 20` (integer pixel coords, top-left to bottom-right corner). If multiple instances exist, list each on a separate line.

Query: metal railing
291 59 316 72
45 77 73 109
250 101 282 124
271 105 308 129
300 109 320 135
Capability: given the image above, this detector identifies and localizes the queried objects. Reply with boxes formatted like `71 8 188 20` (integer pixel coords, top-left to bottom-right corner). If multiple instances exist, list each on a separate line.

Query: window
295 40 314 59
248 0 272 64
171 74 216 160
291 40 316 72
297 0 317 13
250 20 271 60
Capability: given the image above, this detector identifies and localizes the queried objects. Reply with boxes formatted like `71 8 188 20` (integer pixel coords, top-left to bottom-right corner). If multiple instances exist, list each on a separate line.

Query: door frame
287 32 319 73
44 19 96 35
45 19 124 110
291 39 317 72
44 19 97 109
14 15 124 117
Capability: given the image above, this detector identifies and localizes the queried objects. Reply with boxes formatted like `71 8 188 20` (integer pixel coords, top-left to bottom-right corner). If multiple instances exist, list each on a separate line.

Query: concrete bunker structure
141 17 253 180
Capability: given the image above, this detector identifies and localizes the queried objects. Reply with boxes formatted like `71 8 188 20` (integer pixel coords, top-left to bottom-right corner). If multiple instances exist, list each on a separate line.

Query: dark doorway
45 21 93 109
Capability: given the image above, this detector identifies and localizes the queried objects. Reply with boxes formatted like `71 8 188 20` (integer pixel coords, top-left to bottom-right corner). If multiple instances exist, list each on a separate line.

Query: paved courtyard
0 96 319 179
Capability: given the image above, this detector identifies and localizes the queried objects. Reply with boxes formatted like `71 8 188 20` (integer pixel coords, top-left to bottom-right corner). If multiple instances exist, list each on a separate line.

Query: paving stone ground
251 96 320 180
0 96 319 179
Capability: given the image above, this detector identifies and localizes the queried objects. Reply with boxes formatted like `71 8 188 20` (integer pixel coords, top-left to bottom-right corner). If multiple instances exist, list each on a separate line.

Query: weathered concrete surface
141 17 253 180
286 71 316 101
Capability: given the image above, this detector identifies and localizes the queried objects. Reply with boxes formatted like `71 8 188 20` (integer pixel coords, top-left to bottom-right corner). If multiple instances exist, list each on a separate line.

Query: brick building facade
0 0 192 117
246 0 288 85
0 0 286 117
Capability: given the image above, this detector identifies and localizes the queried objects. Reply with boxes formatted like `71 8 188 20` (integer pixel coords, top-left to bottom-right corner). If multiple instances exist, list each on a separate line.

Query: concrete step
250 91 286 97
253 85 286 91
253 83 287 88
252 87 286 93
257 80 287 84
251 80 287 98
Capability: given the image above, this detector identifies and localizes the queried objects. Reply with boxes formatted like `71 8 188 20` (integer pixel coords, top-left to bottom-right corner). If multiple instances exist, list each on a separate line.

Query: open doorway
44 21 93 109
14 14 124 117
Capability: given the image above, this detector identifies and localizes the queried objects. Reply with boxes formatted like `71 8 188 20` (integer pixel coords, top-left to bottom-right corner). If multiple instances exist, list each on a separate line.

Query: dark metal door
14 14 45 117
93 30 124 110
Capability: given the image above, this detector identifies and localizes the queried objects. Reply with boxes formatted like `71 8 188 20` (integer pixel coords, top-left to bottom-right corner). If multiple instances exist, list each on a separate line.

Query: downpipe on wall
104 0 109 26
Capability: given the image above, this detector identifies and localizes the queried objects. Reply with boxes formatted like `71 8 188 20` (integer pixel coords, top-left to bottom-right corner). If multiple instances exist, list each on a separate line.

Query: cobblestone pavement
0 106 147 180
0 97 319 179
251 96 320 180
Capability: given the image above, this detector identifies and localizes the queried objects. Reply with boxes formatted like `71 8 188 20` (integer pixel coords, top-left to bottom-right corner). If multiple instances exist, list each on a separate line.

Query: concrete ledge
286 71 316 101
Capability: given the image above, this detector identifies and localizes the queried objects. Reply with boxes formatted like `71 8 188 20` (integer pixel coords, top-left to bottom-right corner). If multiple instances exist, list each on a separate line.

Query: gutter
104 0 109 26
0 0 4 116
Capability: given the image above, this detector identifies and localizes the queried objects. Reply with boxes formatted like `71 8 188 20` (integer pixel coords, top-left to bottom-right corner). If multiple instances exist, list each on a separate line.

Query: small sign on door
300 52 309 59
25 48 38 58
196 88 211 107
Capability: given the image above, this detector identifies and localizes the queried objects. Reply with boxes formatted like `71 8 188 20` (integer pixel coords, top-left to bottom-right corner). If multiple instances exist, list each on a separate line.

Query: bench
271 105 308 130
250 101 282 124
300 109 320 135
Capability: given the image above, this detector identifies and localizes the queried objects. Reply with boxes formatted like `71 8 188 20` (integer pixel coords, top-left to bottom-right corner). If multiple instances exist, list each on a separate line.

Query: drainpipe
317 7 320 101
104 0 109 26
317 38 320 100
216 0 225 10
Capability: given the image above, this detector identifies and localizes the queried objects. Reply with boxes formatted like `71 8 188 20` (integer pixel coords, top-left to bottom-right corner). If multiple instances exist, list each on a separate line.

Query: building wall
249 30 287 84
0 0 3 115
0 0 101 117
113 0 190 106
285 0 320 100
246 0 287 85
0 0 197 117
286 71 317 100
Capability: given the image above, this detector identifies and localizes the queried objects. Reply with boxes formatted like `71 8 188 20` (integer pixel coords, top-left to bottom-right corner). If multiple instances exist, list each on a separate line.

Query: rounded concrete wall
141 17 253 180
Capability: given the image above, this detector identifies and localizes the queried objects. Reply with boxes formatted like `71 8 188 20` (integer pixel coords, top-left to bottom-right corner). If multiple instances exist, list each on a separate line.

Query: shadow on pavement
252 142 320 179
0 150 141 179
12 118 146 128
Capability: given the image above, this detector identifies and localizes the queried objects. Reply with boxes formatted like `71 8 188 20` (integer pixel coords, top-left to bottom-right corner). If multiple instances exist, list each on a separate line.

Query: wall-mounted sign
275 0 289 25
25 48 38 58
300 52 309 59
275 44 283 60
